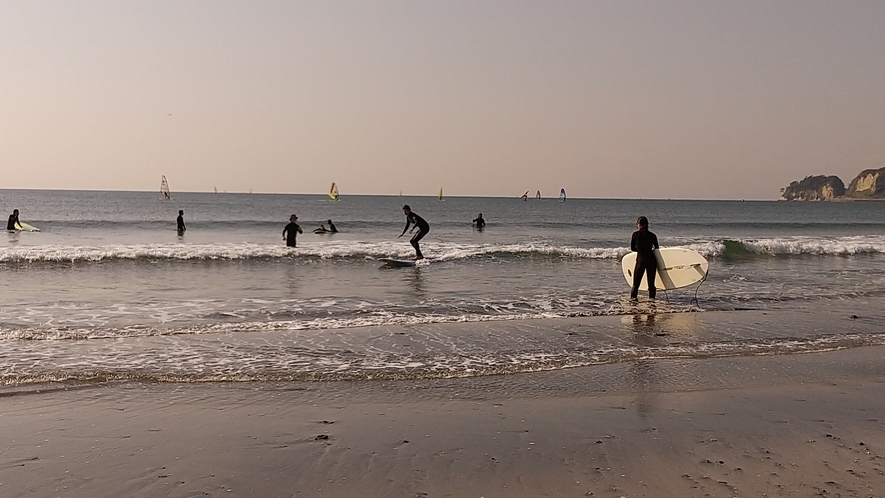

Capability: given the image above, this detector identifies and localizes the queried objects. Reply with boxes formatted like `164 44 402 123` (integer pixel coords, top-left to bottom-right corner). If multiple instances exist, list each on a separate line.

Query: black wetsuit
283 222 302 247
7 214 18 231
473 216 485 229
401 212 430 259
630 227 660 299
177 215 186 235
328 222 338 233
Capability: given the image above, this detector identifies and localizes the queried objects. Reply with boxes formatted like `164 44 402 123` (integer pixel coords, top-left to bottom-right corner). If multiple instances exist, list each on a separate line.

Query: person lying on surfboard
630 216 659 300
398 205 430 259
7 209 20 231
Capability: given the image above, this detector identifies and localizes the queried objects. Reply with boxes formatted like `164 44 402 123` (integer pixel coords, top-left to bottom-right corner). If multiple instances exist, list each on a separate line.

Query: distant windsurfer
630 216 660 300
327 220 338 233
399 205 430 259
177 210 186 235
283 214 303 247
473 213 485 230
7 209 19 231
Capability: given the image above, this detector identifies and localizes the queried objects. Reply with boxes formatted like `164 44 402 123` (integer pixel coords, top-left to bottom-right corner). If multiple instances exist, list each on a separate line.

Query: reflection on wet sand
623 312 706 416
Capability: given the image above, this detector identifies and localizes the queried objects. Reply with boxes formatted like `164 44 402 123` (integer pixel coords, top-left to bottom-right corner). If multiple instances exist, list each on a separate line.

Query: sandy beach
3 340 884 498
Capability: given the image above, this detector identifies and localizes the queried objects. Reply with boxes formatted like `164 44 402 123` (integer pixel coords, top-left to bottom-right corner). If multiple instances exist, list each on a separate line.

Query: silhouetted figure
177 210 186 235
283 214 303 247
398 205 430 259
7 209 20 231
630 216 660 300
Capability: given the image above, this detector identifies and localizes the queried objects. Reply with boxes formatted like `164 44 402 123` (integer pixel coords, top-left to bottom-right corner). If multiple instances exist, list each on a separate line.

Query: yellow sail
438 187 443 201
329 182 339 201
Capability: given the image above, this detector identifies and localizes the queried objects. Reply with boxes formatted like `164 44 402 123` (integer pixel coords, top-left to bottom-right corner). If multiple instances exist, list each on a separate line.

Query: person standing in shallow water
177 210 186 235
282 214 303 247
630 216 659 300
399 205 430 259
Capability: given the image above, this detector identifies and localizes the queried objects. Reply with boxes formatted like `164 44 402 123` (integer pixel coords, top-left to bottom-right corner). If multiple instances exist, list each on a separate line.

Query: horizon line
0 187 776 202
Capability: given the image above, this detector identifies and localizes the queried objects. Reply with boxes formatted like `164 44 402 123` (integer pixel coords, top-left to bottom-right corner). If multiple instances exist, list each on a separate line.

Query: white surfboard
380 258 435 267
621 248 708 290
14 222 41 232
380 258 418 267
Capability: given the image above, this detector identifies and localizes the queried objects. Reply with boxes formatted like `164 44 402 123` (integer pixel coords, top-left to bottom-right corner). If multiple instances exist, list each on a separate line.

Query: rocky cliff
779 175 846 201
845 167 885 199
779 167 885 200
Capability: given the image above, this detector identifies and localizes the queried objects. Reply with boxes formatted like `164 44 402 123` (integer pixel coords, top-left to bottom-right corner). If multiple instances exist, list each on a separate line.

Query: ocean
2 189 884 386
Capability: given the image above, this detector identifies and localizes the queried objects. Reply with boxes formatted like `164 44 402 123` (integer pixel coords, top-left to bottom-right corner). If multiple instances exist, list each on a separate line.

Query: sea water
1 189 883 385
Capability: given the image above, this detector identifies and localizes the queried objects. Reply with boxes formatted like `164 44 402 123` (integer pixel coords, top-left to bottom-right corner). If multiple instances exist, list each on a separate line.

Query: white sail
160 176 171 200
559 188 566 202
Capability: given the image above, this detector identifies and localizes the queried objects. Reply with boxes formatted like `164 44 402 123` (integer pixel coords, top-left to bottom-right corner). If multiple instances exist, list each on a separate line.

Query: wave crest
1 236 882 264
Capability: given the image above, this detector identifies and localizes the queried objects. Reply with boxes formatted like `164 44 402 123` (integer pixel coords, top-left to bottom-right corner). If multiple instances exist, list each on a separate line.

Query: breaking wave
2 236 883 264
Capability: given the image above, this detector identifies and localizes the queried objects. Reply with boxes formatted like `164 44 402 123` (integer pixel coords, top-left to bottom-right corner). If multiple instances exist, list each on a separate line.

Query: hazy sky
2 1 883 199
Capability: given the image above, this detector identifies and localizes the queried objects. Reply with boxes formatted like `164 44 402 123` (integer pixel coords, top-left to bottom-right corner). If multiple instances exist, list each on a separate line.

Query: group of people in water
8 205 660 300
282 216 338 247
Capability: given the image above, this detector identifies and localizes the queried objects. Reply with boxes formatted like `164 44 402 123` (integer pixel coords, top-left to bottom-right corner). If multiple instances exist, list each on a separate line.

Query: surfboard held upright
621 248 708 290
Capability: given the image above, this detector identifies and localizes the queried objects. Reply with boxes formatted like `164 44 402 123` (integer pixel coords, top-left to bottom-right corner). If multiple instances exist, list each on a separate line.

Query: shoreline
3 346 884 497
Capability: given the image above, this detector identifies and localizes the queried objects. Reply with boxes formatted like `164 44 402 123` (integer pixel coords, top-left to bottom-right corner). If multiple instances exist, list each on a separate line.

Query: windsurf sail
160 176 171 200
329 182 340 201
559 188 566 202
438 188 443 201
536 190 541 200
520 190 529 200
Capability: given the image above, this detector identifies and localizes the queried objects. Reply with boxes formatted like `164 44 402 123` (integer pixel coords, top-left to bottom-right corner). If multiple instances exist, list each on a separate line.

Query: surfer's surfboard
621 248 708 291
380 258 418 267
380 258 435 267
14 222 40 232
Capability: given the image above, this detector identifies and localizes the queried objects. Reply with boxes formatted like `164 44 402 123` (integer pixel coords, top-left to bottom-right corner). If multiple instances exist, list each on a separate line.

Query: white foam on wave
678 236 885 258
2 236 882 263
0 241 629 263
0 301 703 341
736 236 885 256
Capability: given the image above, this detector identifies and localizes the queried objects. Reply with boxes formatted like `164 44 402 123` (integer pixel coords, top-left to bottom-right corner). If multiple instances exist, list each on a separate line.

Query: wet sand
3 342 884 498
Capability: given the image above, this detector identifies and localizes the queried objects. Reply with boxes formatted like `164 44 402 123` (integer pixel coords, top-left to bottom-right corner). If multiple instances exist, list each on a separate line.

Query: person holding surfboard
6 209 19 231
282 214 303 247
630 216 660 300
399 205 430 259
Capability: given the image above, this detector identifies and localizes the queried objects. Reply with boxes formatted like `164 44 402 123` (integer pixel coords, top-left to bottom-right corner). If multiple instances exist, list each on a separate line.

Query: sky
1 0 883 199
